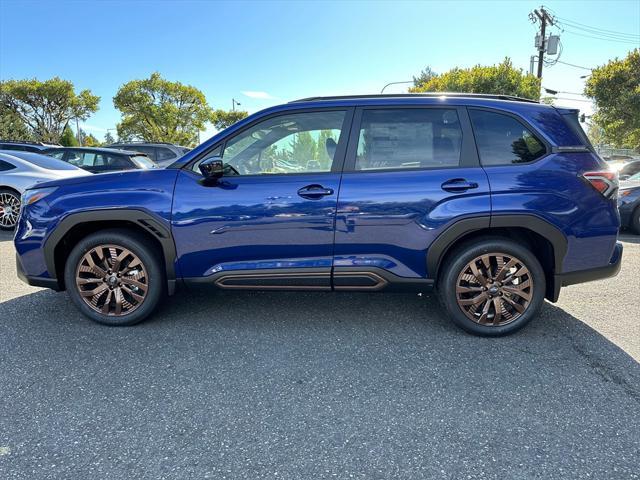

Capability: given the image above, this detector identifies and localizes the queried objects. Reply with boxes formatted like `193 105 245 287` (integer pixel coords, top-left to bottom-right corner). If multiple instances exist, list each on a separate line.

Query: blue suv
14 94 623 336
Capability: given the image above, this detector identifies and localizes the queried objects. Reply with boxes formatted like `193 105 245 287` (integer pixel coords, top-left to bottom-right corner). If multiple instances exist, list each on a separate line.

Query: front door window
220 110 346 175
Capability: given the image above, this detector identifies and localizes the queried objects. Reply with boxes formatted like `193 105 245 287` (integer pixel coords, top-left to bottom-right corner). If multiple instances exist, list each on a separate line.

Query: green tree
113 72 214 147
83 133 100 146
104 131 115 145
212 109 249 130
290 131 316 166
410 58 540 100
584 49 640 150
587 123 604 147
0 77 99 143
413 66 437 88
316 129 338 169
0 105 33 140
60 125 79 146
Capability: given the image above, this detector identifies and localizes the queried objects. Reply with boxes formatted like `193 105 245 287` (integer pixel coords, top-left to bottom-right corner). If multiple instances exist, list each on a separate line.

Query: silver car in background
0 151 89 230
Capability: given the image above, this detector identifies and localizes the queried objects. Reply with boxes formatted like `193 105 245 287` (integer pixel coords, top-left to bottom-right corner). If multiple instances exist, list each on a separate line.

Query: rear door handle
297 184 334 199
441 178 479 192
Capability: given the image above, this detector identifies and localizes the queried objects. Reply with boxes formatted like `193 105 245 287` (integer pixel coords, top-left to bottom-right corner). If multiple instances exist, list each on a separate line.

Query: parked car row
0 151 89 230
0 140 190 229
42 147 157 174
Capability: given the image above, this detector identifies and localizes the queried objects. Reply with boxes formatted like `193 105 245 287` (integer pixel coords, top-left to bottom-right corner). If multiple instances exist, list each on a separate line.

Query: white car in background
0 151 90 230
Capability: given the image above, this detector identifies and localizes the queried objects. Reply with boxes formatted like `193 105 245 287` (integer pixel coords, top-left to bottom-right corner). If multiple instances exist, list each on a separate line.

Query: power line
560 28 640 45
555 16 640 39
555 60 593 71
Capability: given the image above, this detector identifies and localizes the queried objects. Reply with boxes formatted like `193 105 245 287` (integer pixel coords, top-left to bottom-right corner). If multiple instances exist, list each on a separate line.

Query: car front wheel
64 229 164 326
0 188 21 231
438 238 546 336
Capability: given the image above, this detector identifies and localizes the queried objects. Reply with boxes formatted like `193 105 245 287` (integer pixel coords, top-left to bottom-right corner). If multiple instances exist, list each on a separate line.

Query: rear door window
469 110 546 165
353 108 462 171
156 147 177 162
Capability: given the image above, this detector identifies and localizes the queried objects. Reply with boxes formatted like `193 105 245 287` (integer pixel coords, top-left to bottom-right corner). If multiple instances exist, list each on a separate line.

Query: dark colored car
618 172 640 234
14 93 623 336
105 142 190 167
42 147 157 173
619 160 640 181
0 140 60 152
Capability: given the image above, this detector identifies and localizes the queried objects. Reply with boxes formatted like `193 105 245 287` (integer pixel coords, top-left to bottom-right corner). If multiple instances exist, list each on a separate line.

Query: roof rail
109 141 176 145
289 93 539 104
0 139 47 145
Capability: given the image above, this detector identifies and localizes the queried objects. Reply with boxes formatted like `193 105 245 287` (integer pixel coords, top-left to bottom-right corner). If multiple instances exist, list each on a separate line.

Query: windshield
131 155 157 169
628 172 640 181
0 150 80 170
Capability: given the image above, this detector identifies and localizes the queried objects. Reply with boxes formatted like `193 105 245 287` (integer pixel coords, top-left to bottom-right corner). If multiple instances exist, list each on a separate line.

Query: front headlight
21 187 58 207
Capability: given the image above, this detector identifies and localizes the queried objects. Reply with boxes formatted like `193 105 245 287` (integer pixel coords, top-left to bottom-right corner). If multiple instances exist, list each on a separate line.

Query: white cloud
241 91 274 99
80 123 108 133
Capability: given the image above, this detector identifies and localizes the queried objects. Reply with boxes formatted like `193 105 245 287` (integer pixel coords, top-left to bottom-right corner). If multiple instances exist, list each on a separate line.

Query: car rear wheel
0 188 21 231
438 238 546 336
64 229 164 326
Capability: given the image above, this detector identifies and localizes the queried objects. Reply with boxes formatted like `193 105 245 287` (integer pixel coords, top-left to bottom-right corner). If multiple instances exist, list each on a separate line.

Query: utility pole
530 6 555 79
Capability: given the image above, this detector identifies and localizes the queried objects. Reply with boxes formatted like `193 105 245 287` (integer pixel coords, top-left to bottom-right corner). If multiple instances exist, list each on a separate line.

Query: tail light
582 171 618 198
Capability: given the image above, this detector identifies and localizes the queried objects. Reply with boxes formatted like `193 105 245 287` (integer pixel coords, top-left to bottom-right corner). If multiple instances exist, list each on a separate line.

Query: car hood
29 167 180 191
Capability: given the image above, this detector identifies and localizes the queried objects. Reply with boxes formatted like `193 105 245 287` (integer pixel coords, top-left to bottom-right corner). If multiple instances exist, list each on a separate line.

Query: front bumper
15 253 61 290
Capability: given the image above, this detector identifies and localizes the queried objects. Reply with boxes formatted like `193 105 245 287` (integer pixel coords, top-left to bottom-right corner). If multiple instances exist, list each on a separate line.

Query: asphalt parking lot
1 230 639 479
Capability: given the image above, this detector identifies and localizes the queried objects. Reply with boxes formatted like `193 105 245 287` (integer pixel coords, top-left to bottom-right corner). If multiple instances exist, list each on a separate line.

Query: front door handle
441 178 479 192
297 184 334 199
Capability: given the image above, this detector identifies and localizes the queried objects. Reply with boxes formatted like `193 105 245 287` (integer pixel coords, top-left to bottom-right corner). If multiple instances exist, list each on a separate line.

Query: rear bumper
15 253 61 291
550 241 623 301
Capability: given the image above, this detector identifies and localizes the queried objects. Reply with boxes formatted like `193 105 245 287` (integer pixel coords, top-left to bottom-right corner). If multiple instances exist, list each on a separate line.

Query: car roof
0 151 84 171
108 142 184 148
289 93 540 104
48 146 145 156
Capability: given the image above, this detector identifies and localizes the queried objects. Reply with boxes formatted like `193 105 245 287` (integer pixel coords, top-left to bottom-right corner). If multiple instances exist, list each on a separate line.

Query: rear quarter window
469 110 546 165
0 159 17 171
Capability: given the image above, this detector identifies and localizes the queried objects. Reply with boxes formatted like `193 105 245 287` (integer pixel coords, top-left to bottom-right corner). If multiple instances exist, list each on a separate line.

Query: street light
380 81 414 93
232 98 241 111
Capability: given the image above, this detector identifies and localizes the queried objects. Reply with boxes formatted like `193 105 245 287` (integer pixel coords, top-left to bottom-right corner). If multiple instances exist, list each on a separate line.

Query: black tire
437 237 546 337
631 205 640 235
0 187 21 231
64 229 164 326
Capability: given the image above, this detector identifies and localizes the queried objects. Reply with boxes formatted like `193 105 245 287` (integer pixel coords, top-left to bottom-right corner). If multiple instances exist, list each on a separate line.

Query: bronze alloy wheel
75 244 149 316
455 252 533 327
0 191 21 229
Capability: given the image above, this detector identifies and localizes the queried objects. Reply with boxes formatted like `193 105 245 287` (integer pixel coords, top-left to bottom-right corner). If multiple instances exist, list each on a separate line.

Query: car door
172 108 353 288
332 106 491 287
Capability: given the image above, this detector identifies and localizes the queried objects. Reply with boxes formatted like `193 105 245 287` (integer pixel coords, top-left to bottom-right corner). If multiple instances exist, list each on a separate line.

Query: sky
1 0 639 142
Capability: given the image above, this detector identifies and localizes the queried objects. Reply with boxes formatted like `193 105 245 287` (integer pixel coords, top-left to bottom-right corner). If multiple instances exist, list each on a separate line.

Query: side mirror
619 174 630 181
199 156 224 180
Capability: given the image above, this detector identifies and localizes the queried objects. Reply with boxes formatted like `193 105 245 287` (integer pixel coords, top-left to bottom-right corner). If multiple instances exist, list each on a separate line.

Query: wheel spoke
121 278 147 291
492 297 503 325
469 261 489 286
456 285 484 294
80 283 108 298
477 299 492 324
495 258 517 281
458 292 488 306
502 286 532 301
